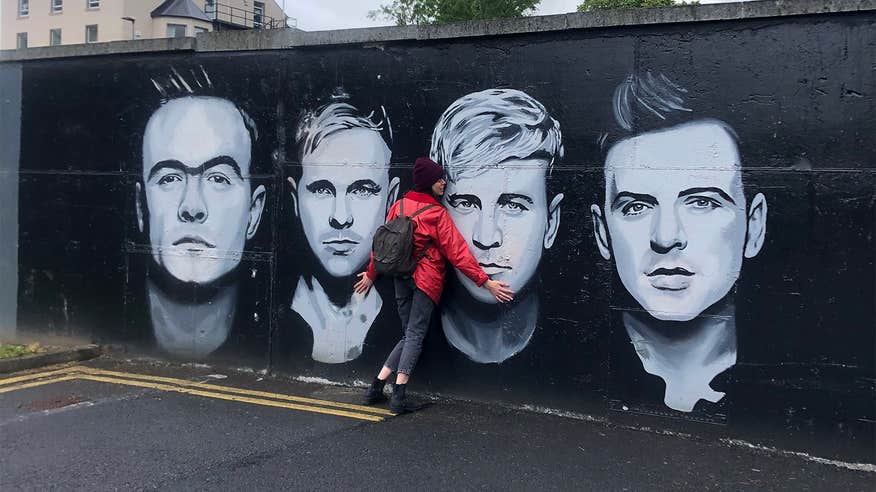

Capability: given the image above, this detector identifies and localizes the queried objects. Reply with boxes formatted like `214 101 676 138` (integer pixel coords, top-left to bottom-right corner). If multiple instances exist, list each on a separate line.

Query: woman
354 157 515 413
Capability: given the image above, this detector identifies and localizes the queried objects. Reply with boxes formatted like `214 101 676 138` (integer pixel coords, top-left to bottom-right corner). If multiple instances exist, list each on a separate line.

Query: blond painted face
296 129 394 278
445 158 561 304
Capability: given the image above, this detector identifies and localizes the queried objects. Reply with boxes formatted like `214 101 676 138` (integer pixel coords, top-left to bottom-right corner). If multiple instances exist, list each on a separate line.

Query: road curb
0 345 102 374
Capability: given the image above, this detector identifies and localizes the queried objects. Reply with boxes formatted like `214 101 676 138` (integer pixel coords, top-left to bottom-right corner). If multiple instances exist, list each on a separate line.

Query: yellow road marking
0 366 391 421
74 366 393 416
0 375 79 394
75 374 384 422
0 367 77 387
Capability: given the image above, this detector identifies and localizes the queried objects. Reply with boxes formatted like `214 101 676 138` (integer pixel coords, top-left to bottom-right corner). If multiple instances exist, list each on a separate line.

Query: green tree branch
369 0 541 26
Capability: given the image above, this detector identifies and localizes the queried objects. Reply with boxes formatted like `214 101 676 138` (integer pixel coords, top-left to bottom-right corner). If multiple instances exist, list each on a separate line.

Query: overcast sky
281 0 751 31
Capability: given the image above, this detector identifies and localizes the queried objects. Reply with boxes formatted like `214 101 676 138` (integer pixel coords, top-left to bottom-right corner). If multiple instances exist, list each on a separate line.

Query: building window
195 26 209 35
254 1 265 28
85 24 98 43
87 0 100 8
166 24 187 38
16 33 28 49
19 0 29 16
51 0 62 14
204 0 215 17
50 28 62 46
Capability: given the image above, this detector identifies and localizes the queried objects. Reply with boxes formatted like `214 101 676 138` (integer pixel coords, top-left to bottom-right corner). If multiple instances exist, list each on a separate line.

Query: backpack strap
409 204 438 264
414 238 433 264
409 203 438 218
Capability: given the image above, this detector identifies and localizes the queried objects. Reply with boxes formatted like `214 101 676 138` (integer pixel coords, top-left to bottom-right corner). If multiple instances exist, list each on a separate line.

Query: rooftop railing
205 2 293 30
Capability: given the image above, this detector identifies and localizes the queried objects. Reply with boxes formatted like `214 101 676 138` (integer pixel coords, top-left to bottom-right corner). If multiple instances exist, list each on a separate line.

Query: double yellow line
0 365 393 422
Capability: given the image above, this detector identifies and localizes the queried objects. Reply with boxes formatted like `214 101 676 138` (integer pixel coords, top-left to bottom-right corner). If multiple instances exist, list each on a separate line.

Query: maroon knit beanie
412 157 444 192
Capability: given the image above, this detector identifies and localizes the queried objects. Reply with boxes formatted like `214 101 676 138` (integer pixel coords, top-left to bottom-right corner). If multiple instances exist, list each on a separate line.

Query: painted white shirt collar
291 276 382 364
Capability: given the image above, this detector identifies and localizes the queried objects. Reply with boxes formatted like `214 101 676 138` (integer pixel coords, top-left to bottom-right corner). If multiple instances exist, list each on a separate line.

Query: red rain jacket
366 191 488 305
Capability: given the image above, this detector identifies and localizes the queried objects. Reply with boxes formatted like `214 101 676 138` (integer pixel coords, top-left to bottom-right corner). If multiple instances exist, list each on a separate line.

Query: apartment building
2 0 288 50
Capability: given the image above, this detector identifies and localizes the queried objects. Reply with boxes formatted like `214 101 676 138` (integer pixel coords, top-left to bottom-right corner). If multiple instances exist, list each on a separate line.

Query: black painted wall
5 10 874 454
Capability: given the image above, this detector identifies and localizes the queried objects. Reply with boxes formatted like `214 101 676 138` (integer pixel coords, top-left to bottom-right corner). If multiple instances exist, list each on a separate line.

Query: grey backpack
372 201 438 277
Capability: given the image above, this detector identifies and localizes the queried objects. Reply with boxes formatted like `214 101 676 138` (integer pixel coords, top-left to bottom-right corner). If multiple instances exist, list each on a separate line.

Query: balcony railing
205 2 290 30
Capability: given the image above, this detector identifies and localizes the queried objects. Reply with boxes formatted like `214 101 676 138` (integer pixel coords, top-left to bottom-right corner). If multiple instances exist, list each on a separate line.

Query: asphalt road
0 359 872 491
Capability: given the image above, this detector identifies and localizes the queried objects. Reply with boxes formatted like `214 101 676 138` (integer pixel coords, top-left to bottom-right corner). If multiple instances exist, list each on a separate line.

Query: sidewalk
1 358 872 491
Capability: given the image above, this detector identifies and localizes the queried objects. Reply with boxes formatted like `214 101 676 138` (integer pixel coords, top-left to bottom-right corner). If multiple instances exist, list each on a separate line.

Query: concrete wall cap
0 38 195 63
1 0 873 62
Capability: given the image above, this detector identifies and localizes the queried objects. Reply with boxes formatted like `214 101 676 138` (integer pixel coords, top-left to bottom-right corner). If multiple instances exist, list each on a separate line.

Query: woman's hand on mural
484 280 515 303
354 272 374 295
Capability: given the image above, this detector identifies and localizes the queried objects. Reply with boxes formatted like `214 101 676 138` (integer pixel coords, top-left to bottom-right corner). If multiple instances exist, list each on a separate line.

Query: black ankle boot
389 383 427 414
389 383 408 413
363 377 388 404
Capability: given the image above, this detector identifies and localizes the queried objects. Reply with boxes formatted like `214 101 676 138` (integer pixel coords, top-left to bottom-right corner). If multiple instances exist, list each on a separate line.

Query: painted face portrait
432 88 564 308
592 120 767 321
139 96 266 284
445 160 562 304
294 128 397 278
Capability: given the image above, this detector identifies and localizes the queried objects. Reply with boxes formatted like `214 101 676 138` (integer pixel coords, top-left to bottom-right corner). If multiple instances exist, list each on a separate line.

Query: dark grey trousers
383 277 435 375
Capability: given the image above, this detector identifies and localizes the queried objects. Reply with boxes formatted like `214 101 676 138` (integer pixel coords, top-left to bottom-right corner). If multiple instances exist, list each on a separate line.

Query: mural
591 73 767 412
136 69 266 358
288 92 399 363
8 8 874 444
430 89 563 363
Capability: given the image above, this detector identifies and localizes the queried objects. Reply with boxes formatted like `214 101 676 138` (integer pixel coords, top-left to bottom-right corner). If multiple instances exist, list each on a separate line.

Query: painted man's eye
207 174 232 186
500 201 529 212
157 174 182 186
349 184 381 197
312 186 333 196
685 197 721 211
447 195 481 212
621 202 652 216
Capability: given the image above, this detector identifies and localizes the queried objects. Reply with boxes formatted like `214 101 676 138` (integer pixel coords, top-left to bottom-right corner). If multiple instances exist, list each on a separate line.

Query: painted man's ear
246 184 267 240
135 182 144 234
744 192 767 258
287 177 299 218
543 193 564 249
386 177 400 219
591 204 611 260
